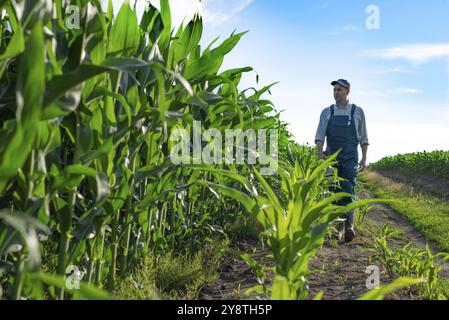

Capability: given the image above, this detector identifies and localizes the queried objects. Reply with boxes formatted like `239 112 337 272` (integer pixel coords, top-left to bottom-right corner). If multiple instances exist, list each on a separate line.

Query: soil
198 239 272 300
198 181 449 300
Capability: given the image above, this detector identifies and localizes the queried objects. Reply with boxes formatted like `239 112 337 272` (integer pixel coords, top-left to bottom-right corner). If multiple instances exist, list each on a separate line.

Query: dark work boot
344 210 356 243
344 227 356 243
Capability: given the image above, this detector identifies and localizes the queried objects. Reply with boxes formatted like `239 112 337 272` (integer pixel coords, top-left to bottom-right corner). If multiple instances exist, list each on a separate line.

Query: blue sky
113 0 449 163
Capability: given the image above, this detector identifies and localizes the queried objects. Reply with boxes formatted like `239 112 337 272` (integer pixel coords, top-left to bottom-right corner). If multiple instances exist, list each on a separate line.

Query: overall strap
350 104 356 119
330 105 335 116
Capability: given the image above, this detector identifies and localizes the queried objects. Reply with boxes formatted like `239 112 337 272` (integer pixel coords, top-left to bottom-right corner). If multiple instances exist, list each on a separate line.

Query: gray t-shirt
315 103 369 146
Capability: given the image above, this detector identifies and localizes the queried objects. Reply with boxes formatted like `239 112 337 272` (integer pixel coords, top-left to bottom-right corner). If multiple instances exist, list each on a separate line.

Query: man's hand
359 158 367 172
318 151 327 160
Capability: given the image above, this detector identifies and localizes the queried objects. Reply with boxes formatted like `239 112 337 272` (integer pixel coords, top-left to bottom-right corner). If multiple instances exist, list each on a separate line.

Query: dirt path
199 240 272 300
309 189 449 300
199 188 449 300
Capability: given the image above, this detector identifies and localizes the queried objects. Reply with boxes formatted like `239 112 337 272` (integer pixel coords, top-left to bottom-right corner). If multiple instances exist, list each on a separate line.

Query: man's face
333 84 350 102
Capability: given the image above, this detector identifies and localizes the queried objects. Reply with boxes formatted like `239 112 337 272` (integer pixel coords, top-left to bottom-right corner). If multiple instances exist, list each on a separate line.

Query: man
315 79 369 243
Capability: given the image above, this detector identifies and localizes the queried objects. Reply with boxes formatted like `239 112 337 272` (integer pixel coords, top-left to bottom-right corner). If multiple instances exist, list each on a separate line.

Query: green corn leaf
357 277 423 300
0 22 24 61
51 164 98 192
168 14 203 68
109 0 139 57
80 136 113 163
248 82 279 101
90 86 132 126
0 210 49 270
16 20 45 130
271 275 291 300
11 0 52 28
0 21 45 193
312 291 324 300
42 58 149 117
31 272 110 300
184 32 247 80
158 0 172 53
64 164 98 177
187 164 253 193
135 160 175 183
333 198 392 215
252 167 284 214
300 192 353 230
206 181 259 215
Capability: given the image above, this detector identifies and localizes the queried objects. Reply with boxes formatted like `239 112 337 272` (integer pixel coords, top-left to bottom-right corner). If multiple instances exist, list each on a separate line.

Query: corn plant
369 150 449 181
354 204 373 231
369 224 449 299
356 277 423 300
203 144 383 300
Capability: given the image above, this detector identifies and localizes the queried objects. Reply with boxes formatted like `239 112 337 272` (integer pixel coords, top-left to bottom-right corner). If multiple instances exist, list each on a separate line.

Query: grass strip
359 170 449 251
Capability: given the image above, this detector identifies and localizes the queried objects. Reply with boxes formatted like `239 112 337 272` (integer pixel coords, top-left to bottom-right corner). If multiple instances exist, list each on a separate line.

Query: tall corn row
0 0 289 299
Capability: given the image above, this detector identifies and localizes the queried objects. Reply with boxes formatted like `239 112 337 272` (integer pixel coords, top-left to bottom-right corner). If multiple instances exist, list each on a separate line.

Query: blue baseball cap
331 79 351 89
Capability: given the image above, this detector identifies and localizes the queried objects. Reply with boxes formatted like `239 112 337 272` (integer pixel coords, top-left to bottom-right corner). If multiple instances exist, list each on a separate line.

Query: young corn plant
369 224 449 300
354 204 373 232
204 145 383 300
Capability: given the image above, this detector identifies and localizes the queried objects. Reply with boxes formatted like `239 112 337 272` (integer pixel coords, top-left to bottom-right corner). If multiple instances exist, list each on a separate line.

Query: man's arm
315 109 329 159
358 107 369 171
316 139 326 159
359 144 368 171
361 144 368 160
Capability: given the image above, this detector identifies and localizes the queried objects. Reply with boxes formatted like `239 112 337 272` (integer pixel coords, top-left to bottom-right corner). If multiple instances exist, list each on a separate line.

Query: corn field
369 150 449 181
0 0 412 300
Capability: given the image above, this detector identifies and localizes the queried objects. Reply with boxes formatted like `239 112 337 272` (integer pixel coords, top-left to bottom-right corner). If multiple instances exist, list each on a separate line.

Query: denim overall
326 104 359 230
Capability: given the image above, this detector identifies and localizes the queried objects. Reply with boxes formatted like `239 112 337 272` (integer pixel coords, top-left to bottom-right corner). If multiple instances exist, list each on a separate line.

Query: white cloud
373 67 415 75
363 43 449 64
327 24 363 37
358 87 423 97
202 0 254 26
388 87 423 95
343 24 362 33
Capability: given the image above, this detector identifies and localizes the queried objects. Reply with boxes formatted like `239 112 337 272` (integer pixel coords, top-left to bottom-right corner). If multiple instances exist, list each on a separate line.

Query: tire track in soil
199 188 449 300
